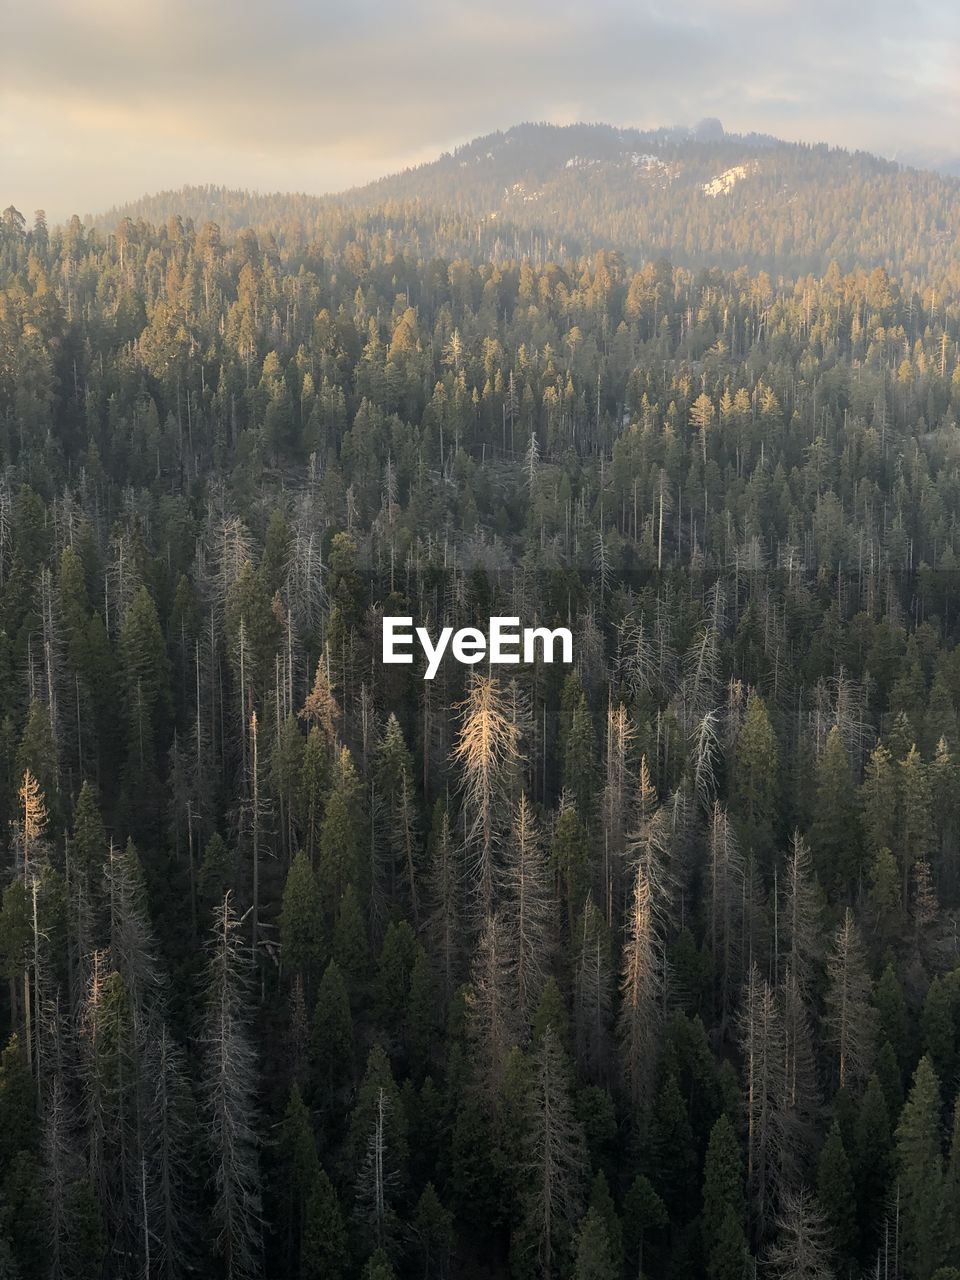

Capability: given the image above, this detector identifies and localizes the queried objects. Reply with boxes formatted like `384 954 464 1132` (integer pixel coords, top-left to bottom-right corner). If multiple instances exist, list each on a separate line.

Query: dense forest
100 123 960 278
3 127 960 1280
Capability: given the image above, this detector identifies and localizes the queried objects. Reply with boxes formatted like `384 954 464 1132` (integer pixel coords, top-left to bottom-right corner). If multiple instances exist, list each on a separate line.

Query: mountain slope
97 121 960 277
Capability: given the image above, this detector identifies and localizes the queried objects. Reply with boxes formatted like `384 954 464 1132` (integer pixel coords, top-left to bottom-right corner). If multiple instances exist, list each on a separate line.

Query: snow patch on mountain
702 162 757 196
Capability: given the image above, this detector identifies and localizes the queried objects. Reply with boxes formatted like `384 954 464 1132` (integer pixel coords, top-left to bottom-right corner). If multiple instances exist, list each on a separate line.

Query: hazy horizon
3 0 958 223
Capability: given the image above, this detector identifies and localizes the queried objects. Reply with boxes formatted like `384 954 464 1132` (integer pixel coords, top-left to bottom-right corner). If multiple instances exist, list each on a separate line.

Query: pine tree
706 803 744 1030
738 966 785 1239
767 1189 834 1280
564 692 599 827
301 1170 348 1280
363 1247 397 1280
649 1068 696 1221
16 702 59 827
782 831 821 991
854 1074 892 1262
374 920 418 1043
862 742 897 856
332 884 369 997
70 781 106 882
896 1055 945 1280
351 1047 408 1256
574 1208 617 1280
574 897 612 1084
144 1022 196 1280
410 1182 454 1280
311 959 353 1097
454 675 520 920
118 586 172 777
944 1099 960 1268
815 1122 857 1268
300 726 330 863
501 794 552 1031
619 864 660 1108
425 802 461 1004
468 912 514 1099
200 893 263 1280
703 1114 747 1280
921 976 958 1084
300 658 340 746
271 716 304 860
823 909 874 1091
623 1174 667 1280
552 800 591 928
600 703 635 916
279 850 324 988
900 744 933 902
278 1083 318 1274
374 714 421 925
198 833 232 915
867 846 902 944
810 727 861 893
873 963 910 1071
406 946 436 1077
319 748 364 913
519 1025 584 1279
0 1035 35 1167
730 689 778 869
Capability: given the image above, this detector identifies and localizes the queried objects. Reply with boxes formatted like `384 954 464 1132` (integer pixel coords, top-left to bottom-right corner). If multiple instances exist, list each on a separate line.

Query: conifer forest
4 124 960 1280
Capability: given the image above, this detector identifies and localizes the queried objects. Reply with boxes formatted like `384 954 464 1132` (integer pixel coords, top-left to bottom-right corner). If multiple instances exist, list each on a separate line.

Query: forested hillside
2 145 960 1280
100 122 960 277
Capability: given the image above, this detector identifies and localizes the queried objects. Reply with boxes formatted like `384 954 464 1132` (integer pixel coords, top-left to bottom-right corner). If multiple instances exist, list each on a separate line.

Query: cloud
2 0 958 219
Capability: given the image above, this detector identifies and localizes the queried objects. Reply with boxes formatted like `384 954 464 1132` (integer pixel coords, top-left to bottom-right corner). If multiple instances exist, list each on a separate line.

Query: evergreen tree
815 1122 857 1268
200 894 263 1280
730 688 778 869
301 1170 348 1280
823 909 875 1091
410 1182 454 1280
279 849 324 988
518 1025 584 1279
319 749 365 912
573 1208 617 1280
703 1114 747 1280
622 1174 667 1280
896 1056 946 1280
564 693 599 826
853 1074 892 1261
311 958 353 1096
810 727 861 893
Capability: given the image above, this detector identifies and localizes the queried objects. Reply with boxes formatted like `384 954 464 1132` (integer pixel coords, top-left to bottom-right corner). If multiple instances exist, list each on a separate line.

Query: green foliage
702 1114 746 1279
410 1183 454 1280
301 1171 348 1280
623 1174 667 1280
816 1122 858 1266
362 1249 397 1280
897 1056 946 1280
0 1038 34 1165
729 689 778 865
4 138 960 1280
311 959 353 1094
810 726 862 892
563 693 599 825
574 1208 617 1280
279 850 324 982
854 1075 892 1258
319 749 364 909
70 781 106 881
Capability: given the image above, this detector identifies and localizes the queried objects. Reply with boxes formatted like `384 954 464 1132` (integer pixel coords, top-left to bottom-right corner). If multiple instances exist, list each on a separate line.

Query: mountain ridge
88 119 960 278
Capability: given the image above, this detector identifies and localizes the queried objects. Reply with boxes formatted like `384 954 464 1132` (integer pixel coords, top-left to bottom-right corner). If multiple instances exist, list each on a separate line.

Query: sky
2 0 958 222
